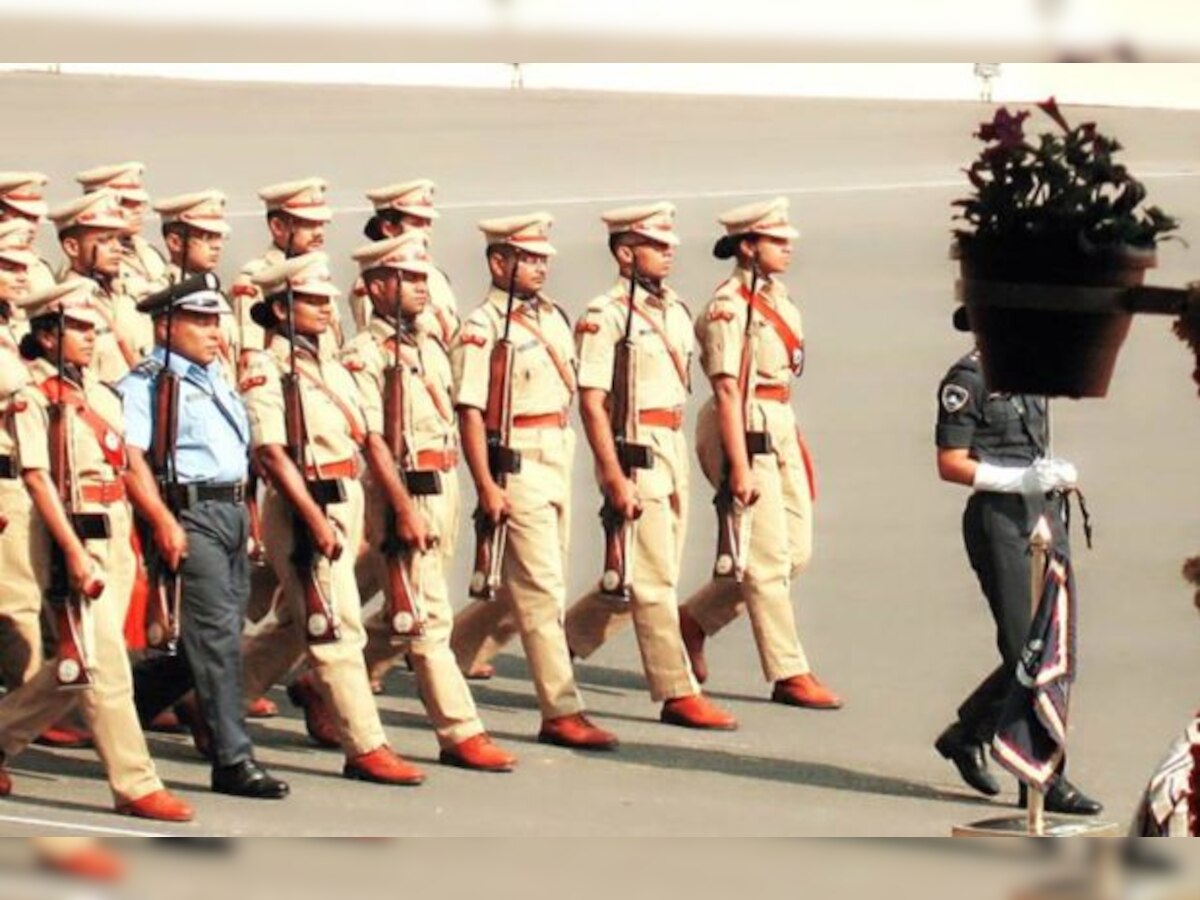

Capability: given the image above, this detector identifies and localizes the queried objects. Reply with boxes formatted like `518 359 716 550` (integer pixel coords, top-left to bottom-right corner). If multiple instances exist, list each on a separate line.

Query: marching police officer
237 252 426 786
231 178 344 368
933 307 1102 816
341 233 517 772
0 281 193 822
49 190 150 384
678 198 843 710
122 277 289 800
75 162 171 304
449 213 618 751
353 179 460 344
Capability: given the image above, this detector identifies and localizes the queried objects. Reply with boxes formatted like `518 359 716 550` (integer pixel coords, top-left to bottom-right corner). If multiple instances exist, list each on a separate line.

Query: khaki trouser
359 471 484 747
450 428 583 721
0 502 164 803
241 478 388 757
563 426 698 701
682 399 814 683
0 481 43 688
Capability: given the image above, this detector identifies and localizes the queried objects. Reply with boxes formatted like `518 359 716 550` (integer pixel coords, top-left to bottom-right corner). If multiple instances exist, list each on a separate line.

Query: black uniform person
122 277 288 800
932 308 1102 816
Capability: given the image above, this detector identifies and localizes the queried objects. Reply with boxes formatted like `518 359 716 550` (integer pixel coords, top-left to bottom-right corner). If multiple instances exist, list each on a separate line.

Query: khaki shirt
576 280 693 500
117 235 170 304
452 288 577 438
696 266 804 431
240 333 367 472
61 272 151 385
342 318 457 465
351 266 460 347
233 245 342 363
10 358 128 511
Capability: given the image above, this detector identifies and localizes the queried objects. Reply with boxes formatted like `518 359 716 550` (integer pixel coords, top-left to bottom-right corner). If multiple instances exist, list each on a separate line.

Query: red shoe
174 696 215 762
38 843 126 882
661 695 738 731
34 724 94 750
245 696 279 719
344 747 426 786
463 664 495 682
148 709 183 733
116 790 194 823
679 609 709 685
772 674 845 710
538 714 619 751
439 734 517 773
287 675 341 749
0 759 11 797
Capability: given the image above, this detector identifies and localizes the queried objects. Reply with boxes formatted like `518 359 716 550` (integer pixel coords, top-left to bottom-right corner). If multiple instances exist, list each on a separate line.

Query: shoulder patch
460 332 488 348
131 357 164 377
231 283 258 298
941 383 971 415
239 374 268 391
708 306 736 323
576 319 601 336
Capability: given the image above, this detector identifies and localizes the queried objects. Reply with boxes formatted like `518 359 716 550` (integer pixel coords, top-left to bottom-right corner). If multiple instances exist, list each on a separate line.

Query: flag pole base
952 816 1120 839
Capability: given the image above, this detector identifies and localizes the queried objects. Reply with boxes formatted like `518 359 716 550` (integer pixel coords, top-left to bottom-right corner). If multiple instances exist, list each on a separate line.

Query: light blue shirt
118 347 250 484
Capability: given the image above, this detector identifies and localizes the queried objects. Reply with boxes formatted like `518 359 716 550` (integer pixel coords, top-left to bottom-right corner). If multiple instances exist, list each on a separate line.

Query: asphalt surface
0 71 1199 838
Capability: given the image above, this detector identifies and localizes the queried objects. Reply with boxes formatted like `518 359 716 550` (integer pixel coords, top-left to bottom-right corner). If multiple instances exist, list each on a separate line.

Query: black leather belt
0 456 15 480
165 482 247 510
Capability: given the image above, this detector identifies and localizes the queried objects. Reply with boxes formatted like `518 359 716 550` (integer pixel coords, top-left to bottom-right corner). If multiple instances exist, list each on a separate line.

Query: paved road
1 72 1198 837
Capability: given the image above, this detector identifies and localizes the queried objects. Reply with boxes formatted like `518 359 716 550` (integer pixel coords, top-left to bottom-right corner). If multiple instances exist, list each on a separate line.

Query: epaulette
130 357 164 379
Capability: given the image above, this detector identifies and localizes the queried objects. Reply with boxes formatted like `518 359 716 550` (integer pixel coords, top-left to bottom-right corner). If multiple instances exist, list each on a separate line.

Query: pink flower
1037 97 1072 133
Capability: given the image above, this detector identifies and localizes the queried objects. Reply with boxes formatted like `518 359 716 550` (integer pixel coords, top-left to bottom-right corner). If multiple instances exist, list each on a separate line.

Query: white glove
973 459 1079 496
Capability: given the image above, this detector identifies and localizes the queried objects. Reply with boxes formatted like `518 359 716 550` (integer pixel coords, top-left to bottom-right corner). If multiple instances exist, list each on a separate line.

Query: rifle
280 244 344 645
468 263 523 600
600 260 654 601
381 310 430 639
47 307 107 690
142 271 217 652
713 260 772 582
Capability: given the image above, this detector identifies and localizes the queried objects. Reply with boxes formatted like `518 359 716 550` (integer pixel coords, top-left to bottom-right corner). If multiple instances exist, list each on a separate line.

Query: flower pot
958 246 1155 399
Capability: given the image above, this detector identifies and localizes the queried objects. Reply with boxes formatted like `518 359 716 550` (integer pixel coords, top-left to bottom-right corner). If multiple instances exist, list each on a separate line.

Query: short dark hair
486 244 515 264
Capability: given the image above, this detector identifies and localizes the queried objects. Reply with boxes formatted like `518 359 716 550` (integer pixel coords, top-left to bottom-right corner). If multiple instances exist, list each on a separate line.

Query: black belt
0 456 14 480
164 482 247 510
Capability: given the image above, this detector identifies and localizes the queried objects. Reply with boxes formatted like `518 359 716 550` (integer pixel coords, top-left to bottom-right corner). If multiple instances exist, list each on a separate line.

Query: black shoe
1019 780 1103 817
936 724 1001 798
212 760 290 800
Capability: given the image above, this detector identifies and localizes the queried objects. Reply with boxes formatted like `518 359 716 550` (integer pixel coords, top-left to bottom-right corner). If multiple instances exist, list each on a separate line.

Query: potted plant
953 98 1180 398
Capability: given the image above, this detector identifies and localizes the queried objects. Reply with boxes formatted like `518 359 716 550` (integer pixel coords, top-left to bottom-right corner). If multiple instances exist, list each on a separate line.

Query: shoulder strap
296 364 367 446
739 286 805 375
512 307 576 395
632 303 689 388
384 338 453 424
38 377 127 469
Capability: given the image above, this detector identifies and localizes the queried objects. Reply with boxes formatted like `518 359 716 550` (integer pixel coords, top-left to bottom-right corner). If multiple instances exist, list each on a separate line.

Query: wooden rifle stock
144 362 183 652
469 270 522 601
381 323 427 639
600 268 653 601
47 334 97 689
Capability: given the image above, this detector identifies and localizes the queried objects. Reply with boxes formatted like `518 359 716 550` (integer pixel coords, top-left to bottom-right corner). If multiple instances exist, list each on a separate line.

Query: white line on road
0 813 168 838
220 170 1200 219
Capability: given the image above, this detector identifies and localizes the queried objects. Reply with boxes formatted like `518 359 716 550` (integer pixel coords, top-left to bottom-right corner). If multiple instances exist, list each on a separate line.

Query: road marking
0 813 168 838
222 169 1200 219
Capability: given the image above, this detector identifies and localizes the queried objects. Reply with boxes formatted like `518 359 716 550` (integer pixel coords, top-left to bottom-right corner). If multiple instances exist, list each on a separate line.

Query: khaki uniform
117 235 170 304
232 246 342 363
449 289 584 720
682 267 814 683
238 334 388 757
0 358 164 803
0 329 37 689
351 267 459 345
559 282 699 701
344 320 484 746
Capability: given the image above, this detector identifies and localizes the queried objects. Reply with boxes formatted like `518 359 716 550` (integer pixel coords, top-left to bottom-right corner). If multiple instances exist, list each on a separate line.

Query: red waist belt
639 407 684 431
79 481 126 505
304 458 359 481
754 384 791 403
415 449 459 472
512 411 569 430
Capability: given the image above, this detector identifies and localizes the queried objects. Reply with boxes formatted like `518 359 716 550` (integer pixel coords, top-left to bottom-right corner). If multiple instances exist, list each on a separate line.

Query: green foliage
954 98 1179 255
